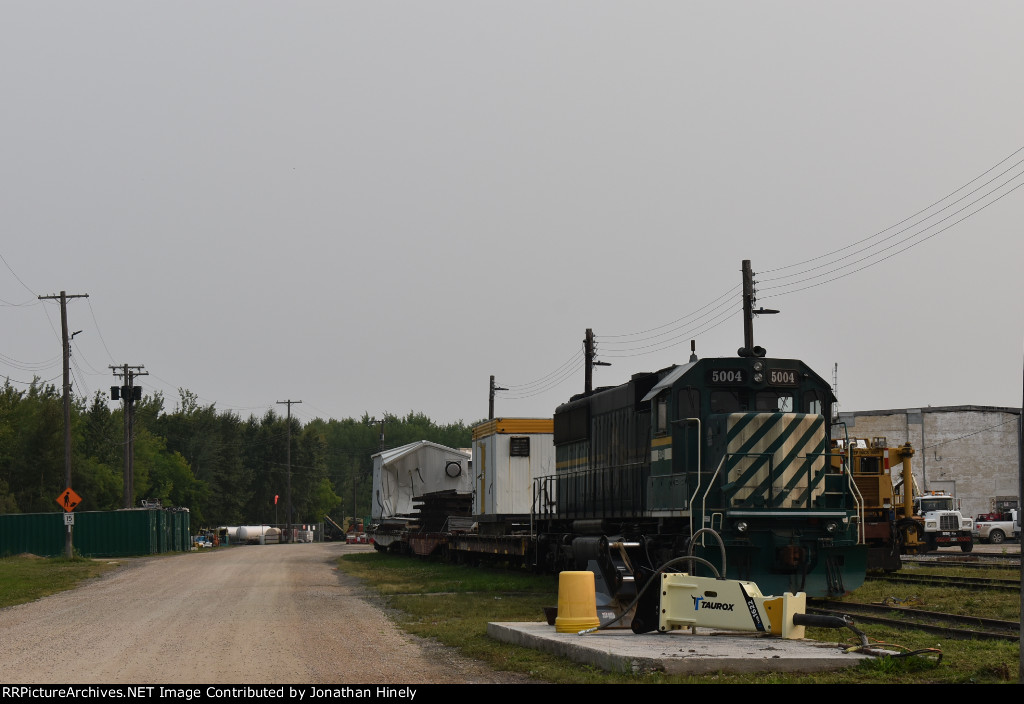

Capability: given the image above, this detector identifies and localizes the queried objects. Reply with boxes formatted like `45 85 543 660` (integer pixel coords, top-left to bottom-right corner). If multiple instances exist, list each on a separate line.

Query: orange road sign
56 488 82 512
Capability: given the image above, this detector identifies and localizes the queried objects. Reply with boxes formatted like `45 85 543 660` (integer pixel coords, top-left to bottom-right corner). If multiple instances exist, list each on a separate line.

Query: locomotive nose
777 544 808 569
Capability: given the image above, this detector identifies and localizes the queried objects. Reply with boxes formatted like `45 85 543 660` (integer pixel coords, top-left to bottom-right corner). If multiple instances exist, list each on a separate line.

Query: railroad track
867 572 1020 592
807 599 1020 642
902 555 1021 570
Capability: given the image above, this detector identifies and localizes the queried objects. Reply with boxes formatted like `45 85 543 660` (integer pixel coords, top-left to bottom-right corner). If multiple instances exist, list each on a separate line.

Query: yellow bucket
554 571 600 633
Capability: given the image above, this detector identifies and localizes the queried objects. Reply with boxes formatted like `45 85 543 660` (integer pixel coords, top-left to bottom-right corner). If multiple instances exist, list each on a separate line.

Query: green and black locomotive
538 351 864 603
533 266 865 629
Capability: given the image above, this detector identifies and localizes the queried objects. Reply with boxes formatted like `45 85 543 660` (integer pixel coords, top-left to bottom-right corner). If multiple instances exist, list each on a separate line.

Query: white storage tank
237 525 269 544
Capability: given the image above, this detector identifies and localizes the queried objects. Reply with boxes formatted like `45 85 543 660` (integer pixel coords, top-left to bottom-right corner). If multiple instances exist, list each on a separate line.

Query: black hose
793 612 868 647
688 528 727 579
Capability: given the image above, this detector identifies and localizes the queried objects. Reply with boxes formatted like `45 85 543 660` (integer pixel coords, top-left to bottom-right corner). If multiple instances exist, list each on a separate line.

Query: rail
533 462 648 520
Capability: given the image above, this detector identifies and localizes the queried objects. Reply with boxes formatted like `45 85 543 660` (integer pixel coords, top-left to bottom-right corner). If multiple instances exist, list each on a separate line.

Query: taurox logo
691 596 735 611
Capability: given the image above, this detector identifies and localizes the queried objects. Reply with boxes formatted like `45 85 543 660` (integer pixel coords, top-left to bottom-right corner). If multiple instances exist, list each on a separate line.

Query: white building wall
835 406 1020 520
473 432 556 515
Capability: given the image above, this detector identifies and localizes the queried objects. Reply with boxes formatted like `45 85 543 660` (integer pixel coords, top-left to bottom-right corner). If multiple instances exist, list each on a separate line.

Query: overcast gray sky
2 2 1022 428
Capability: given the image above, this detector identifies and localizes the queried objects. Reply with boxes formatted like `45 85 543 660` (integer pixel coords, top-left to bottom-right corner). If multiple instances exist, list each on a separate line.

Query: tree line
0 379 475 529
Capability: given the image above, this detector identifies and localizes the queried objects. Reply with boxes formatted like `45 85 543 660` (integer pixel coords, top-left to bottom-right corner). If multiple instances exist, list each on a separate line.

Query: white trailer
471 418 555 515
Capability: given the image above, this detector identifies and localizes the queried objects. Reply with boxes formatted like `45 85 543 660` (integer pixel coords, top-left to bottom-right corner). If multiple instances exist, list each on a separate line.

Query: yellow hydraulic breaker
659 573 807 639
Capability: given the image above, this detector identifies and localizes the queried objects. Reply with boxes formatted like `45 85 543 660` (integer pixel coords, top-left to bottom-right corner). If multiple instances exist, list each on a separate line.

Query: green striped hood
721 412 827 509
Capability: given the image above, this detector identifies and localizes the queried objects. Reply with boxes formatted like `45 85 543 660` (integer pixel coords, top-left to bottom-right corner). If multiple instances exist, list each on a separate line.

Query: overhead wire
0 250 37 297
759 156 1024 297
497 356 585 400
0 351 61 372
498 349 584 392
86 298 117 364
760 176 1024 299
760 145 1024 277
600 284 742 342
0 373 62 387
599 298 744 355
593 144 1024 360
495 143 1024 393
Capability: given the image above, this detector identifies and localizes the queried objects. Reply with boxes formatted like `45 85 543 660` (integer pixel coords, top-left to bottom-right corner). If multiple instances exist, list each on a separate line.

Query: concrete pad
488 622 871 675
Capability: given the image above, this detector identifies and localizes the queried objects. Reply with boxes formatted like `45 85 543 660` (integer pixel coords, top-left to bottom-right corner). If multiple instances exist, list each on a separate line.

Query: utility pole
583 328 610 395
110 364 147 508
277 399 301 542
738 259 777 358
38 291 88 559
357 417 386 526
488 376 507 420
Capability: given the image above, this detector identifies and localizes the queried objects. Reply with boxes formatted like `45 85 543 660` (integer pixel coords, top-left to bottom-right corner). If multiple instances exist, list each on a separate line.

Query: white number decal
712 370 743 383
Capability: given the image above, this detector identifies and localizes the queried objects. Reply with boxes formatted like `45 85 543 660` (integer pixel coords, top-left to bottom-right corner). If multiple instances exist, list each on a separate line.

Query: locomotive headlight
735 520 749 533
824 520 839 534
753 361 764 372
753 373 764 383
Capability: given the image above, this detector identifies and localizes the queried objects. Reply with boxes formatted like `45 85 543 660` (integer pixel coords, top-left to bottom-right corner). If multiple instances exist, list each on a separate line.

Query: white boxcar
371 441 473 521
471 418 555 515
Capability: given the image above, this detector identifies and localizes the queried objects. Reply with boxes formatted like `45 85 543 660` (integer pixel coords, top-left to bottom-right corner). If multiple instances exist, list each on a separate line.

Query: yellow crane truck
837 437 973 571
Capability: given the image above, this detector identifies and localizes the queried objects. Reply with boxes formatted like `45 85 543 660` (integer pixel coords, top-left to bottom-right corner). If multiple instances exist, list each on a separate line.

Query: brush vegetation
338 553 1023 684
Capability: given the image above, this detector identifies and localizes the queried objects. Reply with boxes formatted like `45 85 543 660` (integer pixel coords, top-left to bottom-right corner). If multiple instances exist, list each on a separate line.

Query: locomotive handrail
698 454 730 545
667 416 702 537
825 450 866 544
804 449 865 545
848 465 865 544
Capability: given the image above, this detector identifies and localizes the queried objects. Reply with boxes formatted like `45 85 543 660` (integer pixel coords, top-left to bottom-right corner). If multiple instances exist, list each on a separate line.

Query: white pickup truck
972 510 1019 544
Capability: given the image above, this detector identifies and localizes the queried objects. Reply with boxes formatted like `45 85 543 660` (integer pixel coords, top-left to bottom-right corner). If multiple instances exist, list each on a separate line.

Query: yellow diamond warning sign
56 488 82 512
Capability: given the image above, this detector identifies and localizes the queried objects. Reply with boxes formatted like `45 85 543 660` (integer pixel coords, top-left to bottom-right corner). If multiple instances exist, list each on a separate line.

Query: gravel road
0 542 536 684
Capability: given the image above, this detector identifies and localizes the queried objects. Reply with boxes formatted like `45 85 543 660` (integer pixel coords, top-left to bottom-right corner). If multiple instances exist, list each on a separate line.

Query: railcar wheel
989 529 1005 545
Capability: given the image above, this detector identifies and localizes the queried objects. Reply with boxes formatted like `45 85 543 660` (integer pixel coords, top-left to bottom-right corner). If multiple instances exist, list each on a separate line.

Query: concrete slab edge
487 622 871 676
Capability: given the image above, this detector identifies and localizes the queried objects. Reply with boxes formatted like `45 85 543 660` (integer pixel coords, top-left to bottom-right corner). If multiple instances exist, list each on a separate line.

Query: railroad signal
56 487 82 512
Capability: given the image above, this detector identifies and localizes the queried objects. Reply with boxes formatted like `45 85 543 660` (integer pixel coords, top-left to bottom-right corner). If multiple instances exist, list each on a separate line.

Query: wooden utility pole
357 417 386 524
741 260 755 355
583 328 610 395
277 399 301 541
38 291 88 559
488 376 506 420
738 259 777 358
110 364 147 508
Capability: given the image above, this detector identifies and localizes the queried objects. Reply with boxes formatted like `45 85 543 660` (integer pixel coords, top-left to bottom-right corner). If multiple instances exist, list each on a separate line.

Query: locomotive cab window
803 389 826 416
755 391 793 412
677 387 700 420
655 393 669 435
710 389 749 413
